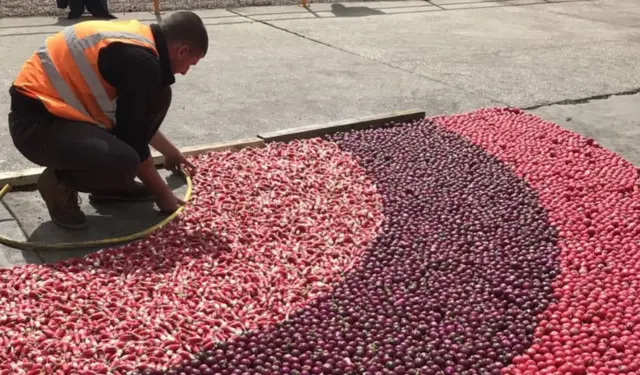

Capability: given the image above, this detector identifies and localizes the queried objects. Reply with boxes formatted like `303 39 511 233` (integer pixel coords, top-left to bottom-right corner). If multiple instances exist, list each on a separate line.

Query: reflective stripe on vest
62 28 154 126
14 22 157 130
35 44 94 122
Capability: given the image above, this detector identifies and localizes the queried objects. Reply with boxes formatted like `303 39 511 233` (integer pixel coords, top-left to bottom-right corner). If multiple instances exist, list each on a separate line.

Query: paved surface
531 93 640 167
0 0 390 17
0 0 639 268
1 169 188 266
3 0 640 174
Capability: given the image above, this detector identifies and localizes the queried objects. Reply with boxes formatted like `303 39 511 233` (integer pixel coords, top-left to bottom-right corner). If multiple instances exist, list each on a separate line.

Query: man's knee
110 148 141 179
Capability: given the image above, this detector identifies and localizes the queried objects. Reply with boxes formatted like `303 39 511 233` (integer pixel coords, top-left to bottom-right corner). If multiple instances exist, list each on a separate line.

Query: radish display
1 107 639 375
151 116 562 375
435 108 640 375
0 140 383 374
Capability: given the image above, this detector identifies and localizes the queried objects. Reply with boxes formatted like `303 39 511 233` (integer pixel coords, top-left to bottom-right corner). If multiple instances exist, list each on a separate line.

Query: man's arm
150 130 180 158
137 156 179 209
98 44 179 211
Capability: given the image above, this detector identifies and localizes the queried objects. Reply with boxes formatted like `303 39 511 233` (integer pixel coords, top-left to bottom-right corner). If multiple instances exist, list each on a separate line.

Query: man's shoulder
98 42 162 87
100 41 161 68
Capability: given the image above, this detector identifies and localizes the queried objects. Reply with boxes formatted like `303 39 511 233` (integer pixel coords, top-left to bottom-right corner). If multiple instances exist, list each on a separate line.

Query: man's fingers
177 154 196 169
182 160 197 171
181 162 197 176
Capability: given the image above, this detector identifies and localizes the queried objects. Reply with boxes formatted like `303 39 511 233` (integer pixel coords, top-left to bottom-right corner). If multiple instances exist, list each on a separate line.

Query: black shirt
8 23 175 162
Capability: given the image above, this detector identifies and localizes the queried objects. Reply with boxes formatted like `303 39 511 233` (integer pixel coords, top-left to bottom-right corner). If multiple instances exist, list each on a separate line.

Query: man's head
159 11 209 75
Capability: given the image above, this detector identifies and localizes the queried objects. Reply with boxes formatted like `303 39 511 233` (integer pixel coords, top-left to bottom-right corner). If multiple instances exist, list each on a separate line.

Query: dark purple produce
155 119 560 374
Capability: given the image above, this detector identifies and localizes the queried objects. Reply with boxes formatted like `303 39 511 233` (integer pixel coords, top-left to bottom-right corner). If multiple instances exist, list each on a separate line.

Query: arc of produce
0 168 193 251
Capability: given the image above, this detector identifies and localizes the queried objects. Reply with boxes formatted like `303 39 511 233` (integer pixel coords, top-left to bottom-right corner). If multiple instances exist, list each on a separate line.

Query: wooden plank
258 109 426 142
0 167 44 190
150 137 265 164
0 138 265 189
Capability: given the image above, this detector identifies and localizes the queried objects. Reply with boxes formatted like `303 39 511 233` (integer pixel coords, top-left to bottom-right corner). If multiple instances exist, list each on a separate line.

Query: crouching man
7 11 208 230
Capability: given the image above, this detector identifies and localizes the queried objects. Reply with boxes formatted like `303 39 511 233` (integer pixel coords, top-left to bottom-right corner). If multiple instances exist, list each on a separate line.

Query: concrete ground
0 0 638 268
0 169 188 266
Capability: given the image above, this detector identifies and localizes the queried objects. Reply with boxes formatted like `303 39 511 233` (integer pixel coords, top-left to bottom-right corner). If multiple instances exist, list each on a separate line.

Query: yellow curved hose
0 169 192 251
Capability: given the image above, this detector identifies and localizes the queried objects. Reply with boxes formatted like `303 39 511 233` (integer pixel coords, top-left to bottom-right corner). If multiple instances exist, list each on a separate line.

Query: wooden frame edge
257 109 426 143
0 108 426 189
0 137 265 189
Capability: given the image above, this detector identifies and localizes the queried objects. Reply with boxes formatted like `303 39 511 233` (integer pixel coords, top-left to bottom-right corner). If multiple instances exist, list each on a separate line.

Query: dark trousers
8 87 171 194
67 0 115 19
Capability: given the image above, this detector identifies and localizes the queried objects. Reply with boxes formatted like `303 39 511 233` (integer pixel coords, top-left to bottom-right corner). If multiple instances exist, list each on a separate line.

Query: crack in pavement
225 6 635 112
225 7 509 107
425 0 445 10
0 199 45 263
523 88 640 110
0 200 16 223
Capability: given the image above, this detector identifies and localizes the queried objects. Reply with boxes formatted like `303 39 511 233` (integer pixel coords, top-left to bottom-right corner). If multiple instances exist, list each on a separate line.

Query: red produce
0 139 383 374
1 106 638 375
159 116 562 375
435 107 640 374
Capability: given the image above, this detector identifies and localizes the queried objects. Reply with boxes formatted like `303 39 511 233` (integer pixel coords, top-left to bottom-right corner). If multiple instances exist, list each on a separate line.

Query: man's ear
176 44 190 59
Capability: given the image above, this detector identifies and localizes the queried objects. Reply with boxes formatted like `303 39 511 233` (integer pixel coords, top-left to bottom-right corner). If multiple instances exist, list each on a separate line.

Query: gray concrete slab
432 0 548 10
523 0 640 28
529 93 640 167
266 1 640 107
0 10 498 174
419 41 640 108
0 220 42 268
0 0 403 18
0 203 13 222
1 169 188 264
231 1 436 19
0 9 247 36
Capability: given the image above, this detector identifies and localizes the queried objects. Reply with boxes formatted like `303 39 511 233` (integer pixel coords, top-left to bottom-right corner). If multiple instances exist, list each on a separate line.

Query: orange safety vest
12 20 158 130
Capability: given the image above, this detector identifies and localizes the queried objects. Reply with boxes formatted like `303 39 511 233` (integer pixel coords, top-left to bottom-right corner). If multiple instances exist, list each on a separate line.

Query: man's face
171 45 203 75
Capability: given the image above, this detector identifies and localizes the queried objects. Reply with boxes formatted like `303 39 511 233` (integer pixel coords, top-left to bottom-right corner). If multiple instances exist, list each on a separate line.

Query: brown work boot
88 181 155 204
37 168 88 230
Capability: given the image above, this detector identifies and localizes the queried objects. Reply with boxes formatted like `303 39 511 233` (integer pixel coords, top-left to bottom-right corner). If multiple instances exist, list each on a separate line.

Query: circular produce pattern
0 107 638 375
0 140 383 374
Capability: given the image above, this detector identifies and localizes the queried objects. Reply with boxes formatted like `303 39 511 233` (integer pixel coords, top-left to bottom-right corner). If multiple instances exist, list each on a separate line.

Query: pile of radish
0 139 383 374
1 107 638 375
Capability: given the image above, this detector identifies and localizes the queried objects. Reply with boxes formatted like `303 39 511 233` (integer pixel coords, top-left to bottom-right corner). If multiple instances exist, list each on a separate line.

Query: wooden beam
258 109 426 143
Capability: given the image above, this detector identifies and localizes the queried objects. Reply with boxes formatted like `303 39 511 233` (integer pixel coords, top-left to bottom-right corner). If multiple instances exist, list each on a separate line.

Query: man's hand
156 191 186 213
164 151 196 176
136 157 185 213
150 131 197 176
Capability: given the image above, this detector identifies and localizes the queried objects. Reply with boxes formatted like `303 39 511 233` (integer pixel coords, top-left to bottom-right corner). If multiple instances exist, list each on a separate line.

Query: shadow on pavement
0 0 595 38
13 171 188 263
0 219 43 265
330 3 386 17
